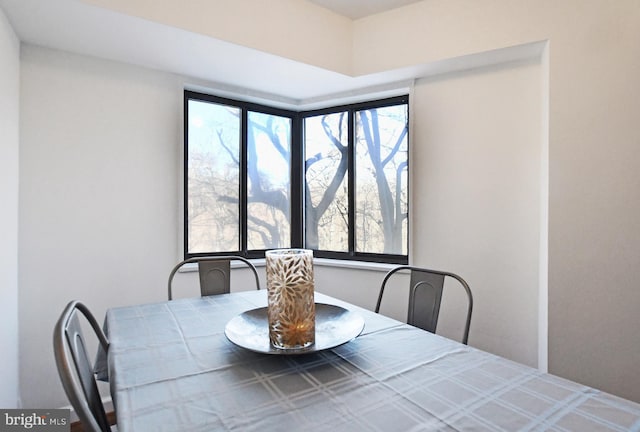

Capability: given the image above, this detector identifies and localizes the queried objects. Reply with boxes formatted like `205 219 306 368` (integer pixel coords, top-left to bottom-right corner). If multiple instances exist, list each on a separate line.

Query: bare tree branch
216 129 239 165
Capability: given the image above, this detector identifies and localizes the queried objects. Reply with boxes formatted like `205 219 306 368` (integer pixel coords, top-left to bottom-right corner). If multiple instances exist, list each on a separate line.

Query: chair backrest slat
408 272 445 333
198 260 231 296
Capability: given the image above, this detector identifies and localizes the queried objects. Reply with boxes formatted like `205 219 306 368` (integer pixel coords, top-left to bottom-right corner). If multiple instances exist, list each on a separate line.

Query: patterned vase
265 249 315 349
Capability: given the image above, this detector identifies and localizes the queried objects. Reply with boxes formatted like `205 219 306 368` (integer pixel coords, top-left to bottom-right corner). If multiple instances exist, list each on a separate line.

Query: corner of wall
0 5 21 408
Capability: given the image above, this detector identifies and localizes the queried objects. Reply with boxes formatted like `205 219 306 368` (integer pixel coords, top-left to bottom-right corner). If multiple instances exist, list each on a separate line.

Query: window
184 91 408 263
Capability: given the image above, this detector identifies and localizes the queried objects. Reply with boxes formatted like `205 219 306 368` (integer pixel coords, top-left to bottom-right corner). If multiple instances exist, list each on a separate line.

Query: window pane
355 104 408 255
187 99 240 253
247 111 291 249
304 113 349 251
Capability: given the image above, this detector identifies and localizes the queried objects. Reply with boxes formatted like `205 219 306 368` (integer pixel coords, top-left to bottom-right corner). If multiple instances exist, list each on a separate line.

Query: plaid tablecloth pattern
104 291 640 431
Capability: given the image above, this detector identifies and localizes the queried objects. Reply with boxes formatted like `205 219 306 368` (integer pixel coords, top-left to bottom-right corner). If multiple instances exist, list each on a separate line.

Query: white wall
350 0 640 404
0 7 20 408
546 2 640 402
324 59 544 367
411 59 543 366
19 45 181 408
315 264 388 312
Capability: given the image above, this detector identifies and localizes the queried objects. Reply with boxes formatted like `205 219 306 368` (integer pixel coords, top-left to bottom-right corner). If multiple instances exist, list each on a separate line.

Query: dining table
101 290 640 431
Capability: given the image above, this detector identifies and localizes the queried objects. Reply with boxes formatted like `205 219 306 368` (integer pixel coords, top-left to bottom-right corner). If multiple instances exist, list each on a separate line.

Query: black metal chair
375 266 473 344
53 301 113 432
168 256 261 300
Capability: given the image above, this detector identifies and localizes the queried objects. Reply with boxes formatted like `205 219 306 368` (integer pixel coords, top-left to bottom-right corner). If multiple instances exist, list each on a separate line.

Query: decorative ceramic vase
265 249 315 349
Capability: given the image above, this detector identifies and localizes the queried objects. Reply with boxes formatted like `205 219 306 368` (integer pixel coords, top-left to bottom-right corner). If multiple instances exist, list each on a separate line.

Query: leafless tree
305 112 348 249
357 110 408 253
189 106 407 254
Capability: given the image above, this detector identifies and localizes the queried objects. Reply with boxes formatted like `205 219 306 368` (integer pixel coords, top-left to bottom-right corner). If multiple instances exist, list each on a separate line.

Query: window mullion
347 109 356 257
240 108 249 256
291 114 303 248
182 92 190 258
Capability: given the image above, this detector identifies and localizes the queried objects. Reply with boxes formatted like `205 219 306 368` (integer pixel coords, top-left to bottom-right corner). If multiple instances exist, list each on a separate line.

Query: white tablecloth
104 291 640 431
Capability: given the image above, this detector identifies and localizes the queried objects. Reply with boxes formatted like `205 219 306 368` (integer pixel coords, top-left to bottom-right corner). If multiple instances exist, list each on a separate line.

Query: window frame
184 90 408 264
301 96 409 264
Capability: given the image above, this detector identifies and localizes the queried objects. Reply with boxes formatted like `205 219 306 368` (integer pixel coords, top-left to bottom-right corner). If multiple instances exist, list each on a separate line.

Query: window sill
312 258 395 272
250 258 394 272
179 258 395 272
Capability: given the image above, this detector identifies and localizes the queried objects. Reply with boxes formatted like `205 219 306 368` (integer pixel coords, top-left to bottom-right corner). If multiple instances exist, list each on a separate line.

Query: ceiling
0 0 419 108
0 0 543 109
307 0 423 20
